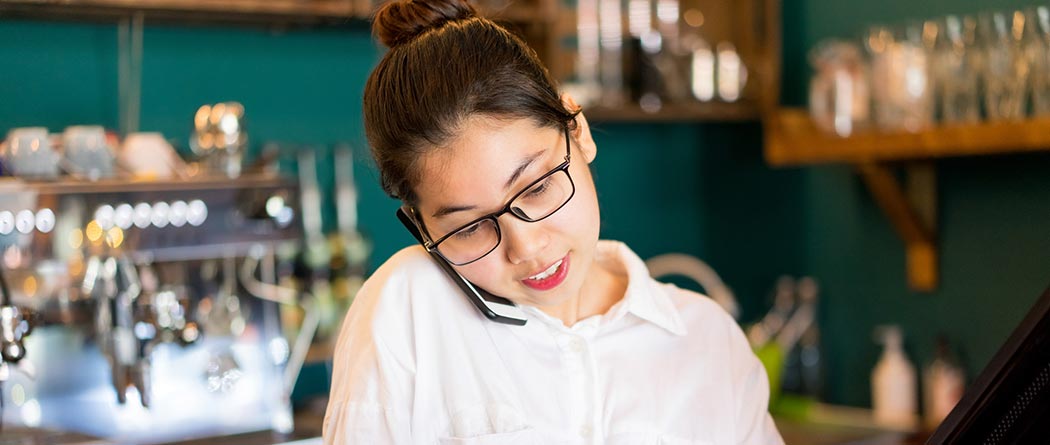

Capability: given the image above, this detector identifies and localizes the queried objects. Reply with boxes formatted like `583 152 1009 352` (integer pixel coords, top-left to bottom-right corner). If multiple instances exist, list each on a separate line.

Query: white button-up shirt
323 241 784 445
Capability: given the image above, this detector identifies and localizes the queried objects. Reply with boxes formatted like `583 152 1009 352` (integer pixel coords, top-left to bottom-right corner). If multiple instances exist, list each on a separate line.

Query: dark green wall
4 0 1050 410
779 0 1050 407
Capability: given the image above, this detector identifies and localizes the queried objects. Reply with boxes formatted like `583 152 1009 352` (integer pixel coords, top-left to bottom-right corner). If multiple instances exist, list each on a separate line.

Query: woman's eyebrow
502 148 547 190
433 204 476 219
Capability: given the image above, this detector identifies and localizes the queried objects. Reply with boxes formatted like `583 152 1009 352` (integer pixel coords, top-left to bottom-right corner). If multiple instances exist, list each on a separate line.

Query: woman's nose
500 215 549 265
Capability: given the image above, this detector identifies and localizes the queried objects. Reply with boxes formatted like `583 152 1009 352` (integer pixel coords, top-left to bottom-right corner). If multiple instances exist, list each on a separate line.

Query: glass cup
3 127 60 179
63 125 116 180
976 10 1030 121
1025 6 1050 116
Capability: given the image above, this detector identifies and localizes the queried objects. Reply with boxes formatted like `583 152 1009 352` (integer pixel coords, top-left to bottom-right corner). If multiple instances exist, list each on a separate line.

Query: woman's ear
561 93 597 164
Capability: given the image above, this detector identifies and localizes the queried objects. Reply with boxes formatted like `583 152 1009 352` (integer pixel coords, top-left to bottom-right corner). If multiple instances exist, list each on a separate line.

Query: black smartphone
396 208 527 326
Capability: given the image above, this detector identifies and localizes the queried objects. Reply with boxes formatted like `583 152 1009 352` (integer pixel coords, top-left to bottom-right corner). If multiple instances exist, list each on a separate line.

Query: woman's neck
542 256 628 327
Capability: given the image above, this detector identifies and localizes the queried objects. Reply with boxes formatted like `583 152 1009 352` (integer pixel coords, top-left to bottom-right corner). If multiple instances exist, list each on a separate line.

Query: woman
323 0 784 443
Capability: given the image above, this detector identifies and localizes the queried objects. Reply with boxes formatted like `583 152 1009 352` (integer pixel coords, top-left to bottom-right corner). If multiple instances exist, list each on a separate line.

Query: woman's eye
454 222 482 239
525 178 551 197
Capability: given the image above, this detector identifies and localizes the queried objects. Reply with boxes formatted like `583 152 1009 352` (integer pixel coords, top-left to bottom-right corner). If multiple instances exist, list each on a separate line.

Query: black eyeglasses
410 127 575 266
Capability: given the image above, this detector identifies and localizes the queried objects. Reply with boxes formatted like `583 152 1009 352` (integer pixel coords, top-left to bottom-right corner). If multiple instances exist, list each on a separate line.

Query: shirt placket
557 328 599 444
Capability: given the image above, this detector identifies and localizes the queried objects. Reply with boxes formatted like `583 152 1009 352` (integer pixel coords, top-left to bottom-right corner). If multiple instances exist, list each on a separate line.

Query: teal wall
779 0 1050 407
4 0 1050 411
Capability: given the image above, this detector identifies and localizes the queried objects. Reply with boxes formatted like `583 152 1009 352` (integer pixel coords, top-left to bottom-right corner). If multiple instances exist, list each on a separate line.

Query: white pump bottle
872 325 917 429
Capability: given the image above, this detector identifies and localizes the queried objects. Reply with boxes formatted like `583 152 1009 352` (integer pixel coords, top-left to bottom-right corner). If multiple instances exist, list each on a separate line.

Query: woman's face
413 116 601 311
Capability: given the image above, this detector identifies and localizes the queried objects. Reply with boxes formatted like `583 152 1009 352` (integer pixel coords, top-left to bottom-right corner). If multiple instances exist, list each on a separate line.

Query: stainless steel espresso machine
0 173 304 444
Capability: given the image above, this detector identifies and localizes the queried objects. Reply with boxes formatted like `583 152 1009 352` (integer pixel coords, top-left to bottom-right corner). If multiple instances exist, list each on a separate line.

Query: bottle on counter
923 335 966 430
872 325 918 430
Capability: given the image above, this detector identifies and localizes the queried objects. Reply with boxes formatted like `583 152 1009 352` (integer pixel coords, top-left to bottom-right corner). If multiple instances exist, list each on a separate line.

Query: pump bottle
872 325 917 429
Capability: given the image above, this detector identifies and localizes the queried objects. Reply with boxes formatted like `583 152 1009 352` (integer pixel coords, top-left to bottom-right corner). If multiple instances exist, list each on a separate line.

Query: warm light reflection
182 322 200 344
717 42 745 102
106 227 125 248
23 276 37 298
68 256 85 285
210 102 226 125
195 105 211 130
922 20 938 47
1013 10 1025 41
86 220 104 243
200 133 215 150
691 44 715 101
868 28 889 54
684 9 705 28
70 228 84 249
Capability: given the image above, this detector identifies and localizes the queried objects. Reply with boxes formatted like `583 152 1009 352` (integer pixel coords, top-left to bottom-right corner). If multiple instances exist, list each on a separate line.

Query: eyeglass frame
407 125 575 266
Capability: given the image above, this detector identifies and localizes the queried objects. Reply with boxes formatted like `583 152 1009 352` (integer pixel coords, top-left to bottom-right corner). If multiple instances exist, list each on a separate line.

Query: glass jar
809 40 870 136
866 23 935 132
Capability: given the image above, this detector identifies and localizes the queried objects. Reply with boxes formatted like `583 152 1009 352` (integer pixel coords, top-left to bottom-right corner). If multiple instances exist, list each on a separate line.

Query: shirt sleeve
323 267 418 445
727 314 786 445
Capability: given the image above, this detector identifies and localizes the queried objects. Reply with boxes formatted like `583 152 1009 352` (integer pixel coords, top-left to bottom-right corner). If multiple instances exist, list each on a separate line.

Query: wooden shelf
761 107 1050 292
586 101 761 123
0 0 550 28
765 108 1050 167
0 172 294 195
0 0 366 27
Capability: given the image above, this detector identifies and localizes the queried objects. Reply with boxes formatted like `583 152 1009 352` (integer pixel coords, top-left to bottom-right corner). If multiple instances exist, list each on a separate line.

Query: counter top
6 404 930 445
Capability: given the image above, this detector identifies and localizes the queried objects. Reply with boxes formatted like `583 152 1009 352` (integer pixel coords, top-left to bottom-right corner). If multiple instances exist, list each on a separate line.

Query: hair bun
373 0 478 48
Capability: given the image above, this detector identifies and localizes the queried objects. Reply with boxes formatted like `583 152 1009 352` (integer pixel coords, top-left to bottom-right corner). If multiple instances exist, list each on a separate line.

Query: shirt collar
603 241 688 336
521 241 688 336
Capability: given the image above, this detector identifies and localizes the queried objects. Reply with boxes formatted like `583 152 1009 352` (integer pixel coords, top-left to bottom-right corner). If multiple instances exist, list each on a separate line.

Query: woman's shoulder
369 244 440 281
659 282 742 337
355 245 447 305
346 245 474 330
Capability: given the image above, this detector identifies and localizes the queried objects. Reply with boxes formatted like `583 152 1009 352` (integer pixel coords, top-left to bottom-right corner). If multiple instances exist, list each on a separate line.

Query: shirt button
570 338 584 353
579 424 592 437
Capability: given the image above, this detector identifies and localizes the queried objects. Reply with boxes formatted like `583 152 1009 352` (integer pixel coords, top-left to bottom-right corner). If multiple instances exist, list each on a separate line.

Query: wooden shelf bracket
856 162 938 292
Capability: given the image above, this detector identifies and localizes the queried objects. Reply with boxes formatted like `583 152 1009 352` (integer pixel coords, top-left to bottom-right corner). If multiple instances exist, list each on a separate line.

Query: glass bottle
976 10 1030 121
933 15 981 124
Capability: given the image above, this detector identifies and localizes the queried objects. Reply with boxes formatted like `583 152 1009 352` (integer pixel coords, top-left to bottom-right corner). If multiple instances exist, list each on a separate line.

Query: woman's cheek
457 257 506 291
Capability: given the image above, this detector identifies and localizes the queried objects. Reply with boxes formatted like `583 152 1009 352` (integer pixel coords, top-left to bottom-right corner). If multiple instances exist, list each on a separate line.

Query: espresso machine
0 173 305 444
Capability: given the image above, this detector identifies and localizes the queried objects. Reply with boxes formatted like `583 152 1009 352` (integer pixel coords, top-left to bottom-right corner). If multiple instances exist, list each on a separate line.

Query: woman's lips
521 254 570 291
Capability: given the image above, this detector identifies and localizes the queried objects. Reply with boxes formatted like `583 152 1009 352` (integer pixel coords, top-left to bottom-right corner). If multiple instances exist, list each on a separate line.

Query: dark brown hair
364 0 579 205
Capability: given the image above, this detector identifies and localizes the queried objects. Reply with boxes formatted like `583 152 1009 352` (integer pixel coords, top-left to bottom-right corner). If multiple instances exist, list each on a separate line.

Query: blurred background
1 0 1049 443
